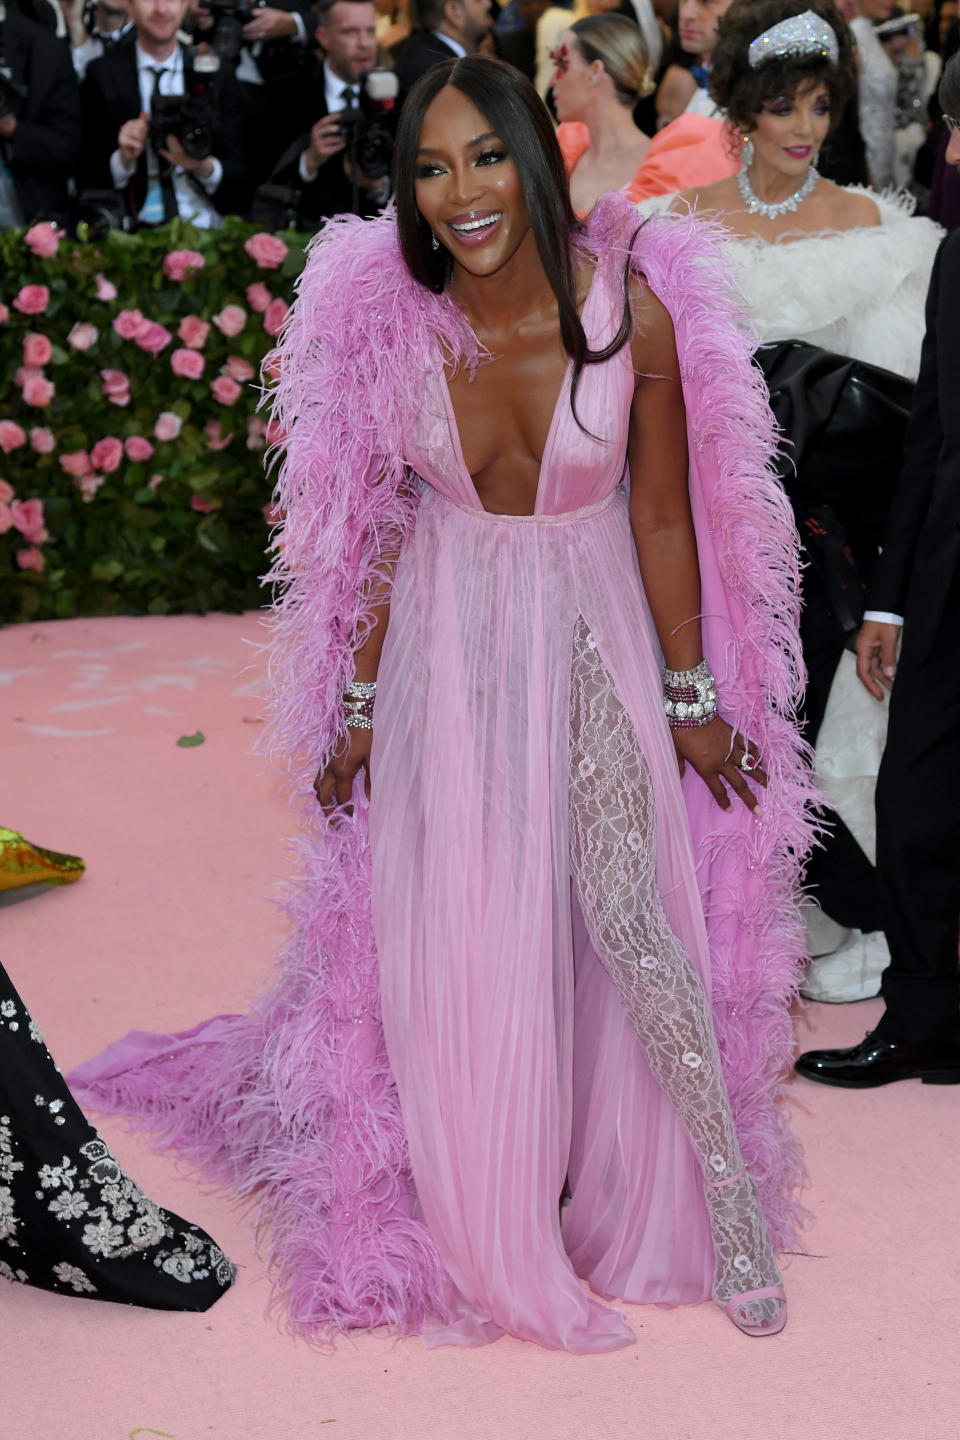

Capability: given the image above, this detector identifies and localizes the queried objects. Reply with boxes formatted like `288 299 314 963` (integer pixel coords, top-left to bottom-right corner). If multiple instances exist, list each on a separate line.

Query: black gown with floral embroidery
0 960 235 1308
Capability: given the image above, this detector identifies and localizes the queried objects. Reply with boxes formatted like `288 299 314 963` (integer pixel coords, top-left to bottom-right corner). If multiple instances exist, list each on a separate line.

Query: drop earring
591 71 599 85
741 134 755 166
431 232 440 251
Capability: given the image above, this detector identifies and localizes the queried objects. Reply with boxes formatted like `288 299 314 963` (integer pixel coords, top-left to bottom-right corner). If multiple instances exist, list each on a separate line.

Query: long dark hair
393 57 635 421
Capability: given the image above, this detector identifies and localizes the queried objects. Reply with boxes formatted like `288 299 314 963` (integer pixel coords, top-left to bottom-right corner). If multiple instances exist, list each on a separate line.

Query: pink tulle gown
70 198 815 1352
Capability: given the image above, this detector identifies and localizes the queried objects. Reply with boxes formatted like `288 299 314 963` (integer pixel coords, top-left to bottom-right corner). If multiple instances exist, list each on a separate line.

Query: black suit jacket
268 77 393 228
2 8 81 223
868 227 960 659
80 31 247 217
393 29 459 94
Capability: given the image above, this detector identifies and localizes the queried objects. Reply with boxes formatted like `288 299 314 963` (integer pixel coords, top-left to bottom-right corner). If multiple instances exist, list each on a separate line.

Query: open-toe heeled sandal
716 1284 787 1337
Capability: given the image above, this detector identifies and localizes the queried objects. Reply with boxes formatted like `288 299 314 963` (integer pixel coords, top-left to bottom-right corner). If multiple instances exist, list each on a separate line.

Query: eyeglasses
945 115 960 133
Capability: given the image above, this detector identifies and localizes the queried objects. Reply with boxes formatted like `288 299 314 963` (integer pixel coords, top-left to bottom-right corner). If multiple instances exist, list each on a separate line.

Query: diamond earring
431 232 440 251
741 134 755 166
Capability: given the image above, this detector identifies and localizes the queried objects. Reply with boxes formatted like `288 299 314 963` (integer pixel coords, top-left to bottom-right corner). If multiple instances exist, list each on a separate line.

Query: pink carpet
1 613 957 1440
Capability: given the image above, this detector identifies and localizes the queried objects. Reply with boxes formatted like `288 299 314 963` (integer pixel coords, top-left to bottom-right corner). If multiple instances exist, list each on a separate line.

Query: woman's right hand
314 727 373 816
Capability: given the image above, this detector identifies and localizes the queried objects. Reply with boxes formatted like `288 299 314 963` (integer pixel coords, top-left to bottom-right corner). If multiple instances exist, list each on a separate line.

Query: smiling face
551 31 603 121
749 78 832 177
414 85 532 278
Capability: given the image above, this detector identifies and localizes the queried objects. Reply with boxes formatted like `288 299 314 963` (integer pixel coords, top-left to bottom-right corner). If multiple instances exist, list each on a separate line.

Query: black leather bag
754 339 915 639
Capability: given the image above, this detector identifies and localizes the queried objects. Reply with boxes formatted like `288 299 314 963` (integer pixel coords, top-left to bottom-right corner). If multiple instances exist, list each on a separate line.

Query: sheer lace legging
568 620 780 1310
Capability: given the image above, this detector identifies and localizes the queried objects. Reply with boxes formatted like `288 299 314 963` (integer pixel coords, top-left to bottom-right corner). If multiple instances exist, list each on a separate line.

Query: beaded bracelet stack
344 679 376 730
662 659 717 730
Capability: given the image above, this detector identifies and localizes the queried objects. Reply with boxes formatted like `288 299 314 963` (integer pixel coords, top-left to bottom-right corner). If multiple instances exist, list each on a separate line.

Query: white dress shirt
433 30 467 57
109 43 223 228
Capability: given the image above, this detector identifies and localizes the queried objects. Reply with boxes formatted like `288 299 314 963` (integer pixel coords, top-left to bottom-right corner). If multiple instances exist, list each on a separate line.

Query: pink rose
29 427 55 454
191 493 214 513
262 350 283 382
211 375 242 406
263 501 283 525
246 415 266 451
0 303 9 324
113 309 145 340
14 285 50 316
0 421 28 452
147 473 164 491
178 315 210 349
154 411 183 442
11 498 48 544
171 347 205 380
223 355 255 382
90 436 124 473
204 420 234 451
95 273 118 302
244 232 288 269
135 321 173 356
67 322 99 351
59 450 90 477
23 333 53 368
17 546 45 572
213 304 246 338
0 479 14 503
24 222 62 259
14 366 41 389
262 298 288 338
246 281 272 313
265 419 286 447
78 473 105 503
0 502 11 535
124 435 154 462
100 369 131 406
23 374 55 407
163 249 206 282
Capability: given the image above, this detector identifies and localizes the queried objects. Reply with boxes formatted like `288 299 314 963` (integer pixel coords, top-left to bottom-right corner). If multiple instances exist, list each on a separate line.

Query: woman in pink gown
70 58 816 1351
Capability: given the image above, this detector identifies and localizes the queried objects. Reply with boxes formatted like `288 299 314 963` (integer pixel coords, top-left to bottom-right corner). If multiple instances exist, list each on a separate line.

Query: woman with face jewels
639 0 943 1005
551 13 739 217
70 57 817 1350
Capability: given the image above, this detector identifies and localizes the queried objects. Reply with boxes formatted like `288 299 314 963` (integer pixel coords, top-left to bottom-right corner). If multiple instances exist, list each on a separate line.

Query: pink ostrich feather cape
70 193 817 1344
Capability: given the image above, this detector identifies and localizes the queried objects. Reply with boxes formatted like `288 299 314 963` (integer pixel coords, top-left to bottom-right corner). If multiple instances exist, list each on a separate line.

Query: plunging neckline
438 261 603 517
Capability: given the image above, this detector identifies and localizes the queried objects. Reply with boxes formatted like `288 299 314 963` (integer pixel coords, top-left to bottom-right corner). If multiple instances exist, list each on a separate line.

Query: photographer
265 0 394 227
0 0 82 226
59 0 133 81
186 0 317 187
393 0 492 94
79 0 247 225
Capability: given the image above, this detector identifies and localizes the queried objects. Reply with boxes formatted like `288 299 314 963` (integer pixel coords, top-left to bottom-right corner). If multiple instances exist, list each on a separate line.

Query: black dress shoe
795 1028 960 1088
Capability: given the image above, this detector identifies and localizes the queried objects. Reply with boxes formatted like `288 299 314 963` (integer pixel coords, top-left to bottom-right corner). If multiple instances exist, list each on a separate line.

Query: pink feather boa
70 193 817 1343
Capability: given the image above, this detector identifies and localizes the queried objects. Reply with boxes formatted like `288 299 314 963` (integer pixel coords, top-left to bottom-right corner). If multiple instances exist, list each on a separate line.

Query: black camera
149 51 221 163
338 70 398 183
196 0 265 64
74 188 132 241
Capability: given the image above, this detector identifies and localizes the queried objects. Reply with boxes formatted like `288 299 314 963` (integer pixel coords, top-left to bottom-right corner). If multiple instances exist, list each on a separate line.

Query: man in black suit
796 55 960 1089
266 0 393 228
80 0 247 225
0 0 81 225
393 0 492 95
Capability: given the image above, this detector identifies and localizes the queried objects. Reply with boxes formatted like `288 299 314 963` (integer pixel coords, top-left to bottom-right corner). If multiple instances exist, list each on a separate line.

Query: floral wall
0 219 307 624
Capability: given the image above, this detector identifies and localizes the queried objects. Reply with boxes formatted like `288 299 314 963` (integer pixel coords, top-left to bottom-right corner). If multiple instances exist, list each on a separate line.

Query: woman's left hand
672 716 766 814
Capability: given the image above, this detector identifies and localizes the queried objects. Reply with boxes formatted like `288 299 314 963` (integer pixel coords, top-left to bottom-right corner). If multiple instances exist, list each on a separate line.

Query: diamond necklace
737 164 819 219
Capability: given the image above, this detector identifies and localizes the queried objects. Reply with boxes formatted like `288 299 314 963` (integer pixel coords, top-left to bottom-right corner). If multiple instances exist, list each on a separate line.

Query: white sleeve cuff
862 610 904 627
290 9 307 42
197 156 223 193
298 149 316 183
109 148 136 188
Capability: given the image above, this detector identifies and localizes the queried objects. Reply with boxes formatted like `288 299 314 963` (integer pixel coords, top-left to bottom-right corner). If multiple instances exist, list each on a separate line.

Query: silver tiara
747 10 840 69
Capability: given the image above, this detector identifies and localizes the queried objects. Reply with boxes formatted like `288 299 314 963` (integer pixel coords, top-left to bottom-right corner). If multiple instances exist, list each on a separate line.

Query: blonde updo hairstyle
569 14 655 105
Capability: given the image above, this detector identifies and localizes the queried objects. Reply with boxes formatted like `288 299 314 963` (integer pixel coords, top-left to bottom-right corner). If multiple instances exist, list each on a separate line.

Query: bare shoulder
671 174 739 216
656 64 698 121
628 272 680 378
818 179 882 229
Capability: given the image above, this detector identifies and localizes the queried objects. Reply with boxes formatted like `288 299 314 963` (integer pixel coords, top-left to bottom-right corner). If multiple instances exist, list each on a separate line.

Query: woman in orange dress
552 14 739 216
